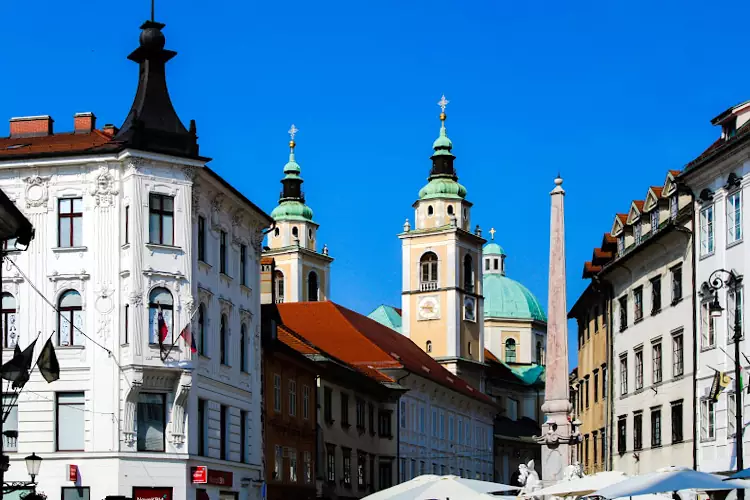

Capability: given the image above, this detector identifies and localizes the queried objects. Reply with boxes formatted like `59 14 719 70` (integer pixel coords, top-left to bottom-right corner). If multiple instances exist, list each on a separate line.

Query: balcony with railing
275 297 285 304
3 430 17 452
420 281 438 291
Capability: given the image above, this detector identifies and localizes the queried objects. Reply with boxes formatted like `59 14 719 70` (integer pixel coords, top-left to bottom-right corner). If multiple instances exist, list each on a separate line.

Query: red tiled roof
276 301 492 404
669 169 681 177
278 325 320 356
650 186 664 198
592 248 613 262
616 213 627 223
0 129 119 158
632 200 644 211
582 261 602 278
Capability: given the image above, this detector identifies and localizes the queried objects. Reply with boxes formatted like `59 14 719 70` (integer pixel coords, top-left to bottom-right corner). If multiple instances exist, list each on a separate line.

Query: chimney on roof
73 112 96 134
9 116 53 138
101 124 118 137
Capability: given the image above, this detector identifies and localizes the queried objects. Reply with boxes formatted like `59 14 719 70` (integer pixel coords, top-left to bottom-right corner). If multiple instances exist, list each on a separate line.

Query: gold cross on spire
437 95 449 122
288 124 299 149
489 227 496 240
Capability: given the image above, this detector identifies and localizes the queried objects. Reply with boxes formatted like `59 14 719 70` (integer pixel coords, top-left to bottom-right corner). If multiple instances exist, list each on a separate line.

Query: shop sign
68 464 78 482
133 487 173 500
192 466 208 484
207 469 233 487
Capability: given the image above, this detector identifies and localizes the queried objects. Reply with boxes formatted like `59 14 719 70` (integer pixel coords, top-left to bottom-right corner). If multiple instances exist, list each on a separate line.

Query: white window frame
289 379 297 417
727 190 743 245
620 354 628 396
700 205 715 256
701 301 717 349
634 349 644 390
700 399 716 441
652 341 662 384
651 209 659 232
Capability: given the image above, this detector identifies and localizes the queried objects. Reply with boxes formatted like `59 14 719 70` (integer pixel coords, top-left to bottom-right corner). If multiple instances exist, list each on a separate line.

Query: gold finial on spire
489 227 496 240
438 94 449 122
288 124 299 150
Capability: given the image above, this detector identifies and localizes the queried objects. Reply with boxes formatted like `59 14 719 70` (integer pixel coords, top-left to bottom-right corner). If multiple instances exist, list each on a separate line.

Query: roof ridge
331 302 403 365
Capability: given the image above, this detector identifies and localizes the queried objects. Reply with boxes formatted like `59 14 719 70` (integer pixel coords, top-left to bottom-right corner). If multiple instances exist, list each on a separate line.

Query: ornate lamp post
705 268 743 500
1 452 43 494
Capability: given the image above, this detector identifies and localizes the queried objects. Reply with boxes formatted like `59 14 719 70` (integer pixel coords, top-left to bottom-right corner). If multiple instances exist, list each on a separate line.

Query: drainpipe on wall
689 193 699 471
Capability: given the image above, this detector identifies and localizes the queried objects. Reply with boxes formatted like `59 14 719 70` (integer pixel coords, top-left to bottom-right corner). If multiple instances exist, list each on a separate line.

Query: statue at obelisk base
535 175 578 482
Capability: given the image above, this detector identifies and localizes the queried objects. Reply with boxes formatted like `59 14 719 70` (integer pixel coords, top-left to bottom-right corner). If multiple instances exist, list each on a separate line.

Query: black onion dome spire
114 20 199 158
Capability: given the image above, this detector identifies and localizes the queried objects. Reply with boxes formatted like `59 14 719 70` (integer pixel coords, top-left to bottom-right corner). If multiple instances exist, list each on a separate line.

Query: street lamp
2 452 43 494
24 453 42 484
705 268 743 500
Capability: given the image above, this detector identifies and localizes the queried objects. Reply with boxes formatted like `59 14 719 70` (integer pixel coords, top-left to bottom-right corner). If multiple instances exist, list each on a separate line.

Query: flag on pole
36 337 60 383
180 323 197 353
157 308 169 345
710 371 732 402
1 339 37 389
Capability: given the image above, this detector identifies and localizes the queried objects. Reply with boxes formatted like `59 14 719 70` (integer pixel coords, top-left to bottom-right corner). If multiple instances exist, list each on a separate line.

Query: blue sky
1 0 748 367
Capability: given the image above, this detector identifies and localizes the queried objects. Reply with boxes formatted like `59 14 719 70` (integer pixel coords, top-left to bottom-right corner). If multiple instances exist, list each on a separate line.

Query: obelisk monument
540 175 573 481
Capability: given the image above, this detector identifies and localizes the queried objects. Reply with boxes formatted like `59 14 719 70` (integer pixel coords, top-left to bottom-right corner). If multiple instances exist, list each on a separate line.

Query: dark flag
36 338 60 383
0 339 37 389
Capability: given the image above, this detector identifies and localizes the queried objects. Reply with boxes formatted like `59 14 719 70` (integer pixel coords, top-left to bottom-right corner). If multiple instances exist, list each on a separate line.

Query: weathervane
489 227 496 240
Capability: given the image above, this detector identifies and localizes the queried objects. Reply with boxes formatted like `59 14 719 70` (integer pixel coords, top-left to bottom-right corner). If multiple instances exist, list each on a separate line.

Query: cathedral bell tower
265 125 333 303
399 96 485 381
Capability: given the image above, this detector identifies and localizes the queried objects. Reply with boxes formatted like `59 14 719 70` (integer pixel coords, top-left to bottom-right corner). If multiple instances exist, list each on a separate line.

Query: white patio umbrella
592 467 750 498
361 474 519 500
522 471 628 497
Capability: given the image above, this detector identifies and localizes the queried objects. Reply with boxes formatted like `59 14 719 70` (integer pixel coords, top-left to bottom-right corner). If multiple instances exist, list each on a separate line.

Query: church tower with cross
265 125 333 303
399 96 486 384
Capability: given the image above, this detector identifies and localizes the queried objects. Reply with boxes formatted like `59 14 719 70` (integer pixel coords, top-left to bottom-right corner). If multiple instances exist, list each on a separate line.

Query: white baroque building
0 18 270 500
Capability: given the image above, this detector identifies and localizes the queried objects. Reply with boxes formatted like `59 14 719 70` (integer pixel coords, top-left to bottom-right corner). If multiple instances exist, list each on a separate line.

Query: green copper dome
283 157 301 176
484 274 547 322
483 242 506 256
419 178 467 200
270 200 314 222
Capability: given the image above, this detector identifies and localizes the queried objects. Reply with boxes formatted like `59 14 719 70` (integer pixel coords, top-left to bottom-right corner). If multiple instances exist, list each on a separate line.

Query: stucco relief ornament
182 165 196 182
250 225 265 253
232 212 243 245
129 290 143 307
23 175 50 209
127 157 146 173
191 182 201 220
90 167 119 207
211 194 224 231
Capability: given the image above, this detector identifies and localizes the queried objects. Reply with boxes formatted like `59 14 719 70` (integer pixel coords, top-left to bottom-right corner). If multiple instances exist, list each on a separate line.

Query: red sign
192 466 208 484
207 469 233 487
68 464 78 482
133 487 173 500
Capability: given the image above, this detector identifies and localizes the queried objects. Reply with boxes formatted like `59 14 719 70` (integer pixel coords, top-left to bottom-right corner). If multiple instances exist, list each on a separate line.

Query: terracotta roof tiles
0 130 119 158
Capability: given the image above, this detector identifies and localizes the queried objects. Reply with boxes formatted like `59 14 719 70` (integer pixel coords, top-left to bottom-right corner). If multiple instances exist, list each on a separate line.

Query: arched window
240 324 247 372
420 252 438 290
148 287 173 345
505 338 517 363
198 304 206 356
58 290 83 346
220 314 228 365
275 270 285 304
308 228 314 240
447 205 454 216
308 271 319 302
468 342 472 356
274 227 280 237
536 341 544 365
1 293 17 349
463 254 474 293
426 340 432 353
427 205 434 216
292 227 299 238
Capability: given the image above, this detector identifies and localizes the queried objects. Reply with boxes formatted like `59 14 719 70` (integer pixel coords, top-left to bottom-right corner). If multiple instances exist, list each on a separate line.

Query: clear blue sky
1 0 748 367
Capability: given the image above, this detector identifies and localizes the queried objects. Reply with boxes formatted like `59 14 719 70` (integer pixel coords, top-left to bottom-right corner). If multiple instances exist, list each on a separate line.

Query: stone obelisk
540 176 573 482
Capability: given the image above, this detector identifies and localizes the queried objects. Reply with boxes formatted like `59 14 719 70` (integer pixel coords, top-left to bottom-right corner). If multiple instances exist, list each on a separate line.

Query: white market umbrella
523 471 629 497
362 474 519 500
593 467 750 498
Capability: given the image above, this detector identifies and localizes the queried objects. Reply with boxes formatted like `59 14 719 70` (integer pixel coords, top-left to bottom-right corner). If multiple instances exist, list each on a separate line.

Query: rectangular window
290 448 298 483
137 392 166 452
220 230 228 274
670 195 678 220
303 385 310 420
585 378 589 408
378 410 392 437
701 301 716 349
2 394 17 452
671 265 683 303
449 415 455 441
343 449 352 486
651 408 661 447
634 287 643 322
326 444 336 483
305 451 313 484
620 354 628 395
197 216 206 262
289 380 297 417
671 400 684 443
617 236 624 256
593 431 598 465
432 408 437 437
619 296 628 331
273 374 281 413
651 276 661 314
410 459 416 479
57 392 85 451
419 406 425 434
324 387 333 423
701 399 715 441
124 205 130 244
584 434 589 469
634 221 642 245
440 412 445 439
357 452 366 489
728 286 744 341
601 428 606 464
602 365 607 399
617 416 626 454
652 341 662 384
341 393 350 427
727 191 742 244
700 205 715 256
635 349 643 390
633 412 643 451
198 398 207 456
651 209 659 231
58 198 83 247
356 399 366 429
220 405 228 459
729 392 737 438
148 193 174 246
400 400 407 429
369 403 375 435
400 458 406 483
62 487 90 500
274 445 283 481
124 304 129 344
240 409 247 463
594 371 599 402
458 417 464 443
672 332 685 377
240 244 248 286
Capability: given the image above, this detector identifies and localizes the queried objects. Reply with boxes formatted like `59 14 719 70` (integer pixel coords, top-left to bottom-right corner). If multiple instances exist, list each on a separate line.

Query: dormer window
670 196 678 220
617 236 624 256
724 118 737 140
634 221 642 245
650 210 659 232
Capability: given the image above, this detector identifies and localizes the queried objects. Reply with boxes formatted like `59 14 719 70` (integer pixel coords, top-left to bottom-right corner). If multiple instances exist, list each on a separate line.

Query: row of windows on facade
398 400 493 450
193 303 252 370
196 215 250 286
419 252 476 293
698 190 743 257
574 364 608 413
616 400 684 454
576 427 606 474
618 332 685 396
699 287 743 350
3 392 249 463
699 393 739 442
272 269 320 304
399 457 493 484
578 302 606 348
272 445 313 484
321 387 393 437
272 225 314 241
272 374 312 419
617 266 683 332
616 195 680 256
424 203 467 220
325 446 393 491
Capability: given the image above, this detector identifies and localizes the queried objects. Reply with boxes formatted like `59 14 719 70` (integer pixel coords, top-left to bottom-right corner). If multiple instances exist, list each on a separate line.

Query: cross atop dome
288 124 299 150
489 227 496 240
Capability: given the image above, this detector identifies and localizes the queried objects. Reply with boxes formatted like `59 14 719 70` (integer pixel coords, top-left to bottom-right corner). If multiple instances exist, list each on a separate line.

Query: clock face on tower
418 295 440 320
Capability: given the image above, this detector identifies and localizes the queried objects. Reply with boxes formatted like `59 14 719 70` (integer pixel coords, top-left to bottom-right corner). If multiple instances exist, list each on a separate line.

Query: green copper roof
483 242 505 256
270 200 314 222
368 305 402 333
284 153 301 176
419 178 467 200
484 274 547 322
432 123 453 153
